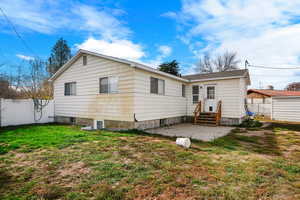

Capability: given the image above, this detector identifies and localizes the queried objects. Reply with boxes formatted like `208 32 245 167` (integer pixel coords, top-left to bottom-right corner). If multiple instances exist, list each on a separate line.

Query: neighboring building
247 89 300 117
49 49 250 129
272 96 300 122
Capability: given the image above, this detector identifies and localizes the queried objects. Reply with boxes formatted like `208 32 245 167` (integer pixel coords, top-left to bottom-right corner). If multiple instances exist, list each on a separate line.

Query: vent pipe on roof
267 85 274 90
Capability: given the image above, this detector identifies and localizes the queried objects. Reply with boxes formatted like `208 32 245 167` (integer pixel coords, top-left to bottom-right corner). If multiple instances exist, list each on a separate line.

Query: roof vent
267 85 274 90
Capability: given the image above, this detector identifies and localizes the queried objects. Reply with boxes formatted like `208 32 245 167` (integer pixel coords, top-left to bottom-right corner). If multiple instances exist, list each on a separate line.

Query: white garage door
272 97 300 122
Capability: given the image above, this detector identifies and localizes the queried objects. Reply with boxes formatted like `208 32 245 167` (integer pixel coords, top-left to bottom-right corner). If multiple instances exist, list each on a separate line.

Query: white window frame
64 82 76 96
150 77 165 95
99 76 119 94
206 86 215 100
182 84 186 97
83 55 87 66
192 85 199 104
94 119 105 129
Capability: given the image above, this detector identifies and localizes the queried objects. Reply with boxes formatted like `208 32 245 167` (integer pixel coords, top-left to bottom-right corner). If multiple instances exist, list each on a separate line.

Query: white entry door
204 85 216 112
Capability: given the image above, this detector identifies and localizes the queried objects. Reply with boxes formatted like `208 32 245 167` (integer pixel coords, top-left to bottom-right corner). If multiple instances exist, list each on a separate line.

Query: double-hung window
64 82 76 96
99 77 118 94
207 86 215 99
192 85 199 104
150 77 165 95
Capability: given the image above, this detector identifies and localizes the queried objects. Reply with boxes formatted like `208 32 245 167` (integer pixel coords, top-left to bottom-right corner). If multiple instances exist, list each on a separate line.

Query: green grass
0 124 134 154
0 123 300 199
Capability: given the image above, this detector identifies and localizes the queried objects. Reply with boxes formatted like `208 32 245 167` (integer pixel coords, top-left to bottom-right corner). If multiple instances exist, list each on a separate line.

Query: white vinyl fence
0 99 54 127
247 103 271 117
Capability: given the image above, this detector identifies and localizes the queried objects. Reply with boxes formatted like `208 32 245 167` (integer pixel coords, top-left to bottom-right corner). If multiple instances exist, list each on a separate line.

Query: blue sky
1 0 300 89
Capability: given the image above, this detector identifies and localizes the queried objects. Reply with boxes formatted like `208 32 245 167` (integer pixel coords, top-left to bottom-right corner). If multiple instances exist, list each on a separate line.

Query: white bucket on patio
176 138 191 148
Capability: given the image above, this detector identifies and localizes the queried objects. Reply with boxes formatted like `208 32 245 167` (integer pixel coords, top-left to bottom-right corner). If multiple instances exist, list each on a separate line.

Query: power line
248 64 300 70
245 60 300 70
0 7 38 58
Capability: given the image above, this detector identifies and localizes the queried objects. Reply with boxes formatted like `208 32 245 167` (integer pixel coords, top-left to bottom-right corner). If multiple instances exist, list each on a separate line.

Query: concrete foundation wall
55 116 93 126
55 115 187 130
55 115 241 130
220 117 241 126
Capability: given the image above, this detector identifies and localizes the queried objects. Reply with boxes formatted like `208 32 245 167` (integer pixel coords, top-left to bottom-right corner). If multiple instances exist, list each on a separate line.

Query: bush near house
0 124 299 199
239 118 263 128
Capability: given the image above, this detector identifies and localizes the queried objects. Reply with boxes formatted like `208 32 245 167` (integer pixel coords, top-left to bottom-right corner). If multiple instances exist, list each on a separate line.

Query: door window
207 86 215 99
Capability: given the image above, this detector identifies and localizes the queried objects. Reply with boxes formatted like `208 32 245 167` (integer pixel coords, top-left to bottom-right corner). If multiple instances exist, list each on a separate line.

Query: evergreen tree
47 38 71 75
158 60 180 76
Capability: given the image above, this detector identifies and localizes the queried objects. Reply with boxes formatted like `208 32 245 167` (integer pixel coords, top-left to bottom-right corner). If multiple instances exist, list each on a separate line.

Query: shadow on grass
207 128 282 156
265 122 300 132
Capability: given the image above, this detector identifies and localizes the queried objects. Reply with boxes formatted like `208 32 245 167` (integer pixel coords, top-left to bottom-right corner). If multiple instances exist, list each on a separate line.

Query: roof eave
189 75 246 82
49 49 188 83
272 95 300 98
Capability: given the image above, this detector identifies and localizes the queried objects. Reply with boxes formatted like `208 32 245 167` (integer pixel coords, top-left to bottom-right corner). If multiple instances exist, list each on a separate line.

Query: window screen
150 77 165 95
99 77 118 93
64 82 76 96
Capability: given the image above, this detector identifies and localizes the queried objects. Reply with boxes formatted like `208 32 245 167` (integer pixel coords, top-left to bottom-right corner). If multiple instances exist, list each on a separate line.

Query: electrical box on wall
94 120 104 129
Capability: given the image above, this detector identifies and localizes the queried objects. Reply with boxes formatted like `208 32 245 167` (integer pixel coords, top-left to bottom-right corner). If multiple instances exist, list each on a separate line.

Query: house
49 49 250 130
247 89 300 117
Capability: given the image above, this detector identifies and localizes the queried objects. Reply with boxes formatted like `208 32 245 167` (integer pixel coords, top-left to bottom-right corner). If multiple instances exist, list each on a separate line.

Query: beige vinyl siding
187 78 245 118
133 68 187 121
53 54 135 121
272 97 300 122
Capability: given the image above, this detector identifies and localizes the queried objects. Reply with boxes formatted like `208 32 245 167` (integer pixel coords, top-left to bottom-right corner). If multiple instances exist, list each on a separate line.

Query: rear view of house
49 49 250 129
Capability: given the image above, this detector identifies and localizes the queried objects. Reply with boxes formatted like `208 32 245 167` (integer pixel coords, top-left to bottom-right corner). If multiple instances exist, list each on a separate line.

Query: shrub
239 118 262 128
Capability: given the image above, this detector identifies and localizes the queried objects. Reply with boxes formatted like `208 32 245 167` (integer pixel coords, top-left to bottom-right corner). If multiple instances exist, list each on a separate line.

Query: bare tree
20 59 52 121
195 51 240 73
195 53 214 73
285 82 300 91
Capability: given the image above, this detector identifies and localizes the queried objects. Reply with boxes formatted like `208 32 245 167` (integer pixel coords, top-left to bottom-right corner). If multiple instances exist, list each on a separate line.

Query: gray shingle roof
182 69 248 80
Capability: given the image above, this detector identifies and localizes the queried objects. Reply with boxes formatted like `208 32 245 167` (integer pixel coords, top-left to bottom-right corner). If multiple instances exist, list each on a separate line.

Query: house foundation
55 115 242 130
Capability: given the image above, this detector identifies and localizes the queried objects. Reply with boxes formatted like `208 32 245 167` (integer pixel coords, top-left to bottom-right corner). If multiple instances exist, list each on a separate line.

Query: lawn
0 124 299 200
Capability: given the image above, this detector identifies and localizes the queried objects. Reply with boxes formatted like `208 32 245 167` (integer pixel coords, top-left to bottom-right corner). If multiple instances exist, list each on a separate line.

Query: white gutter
272 96 300 99
189 75 246 82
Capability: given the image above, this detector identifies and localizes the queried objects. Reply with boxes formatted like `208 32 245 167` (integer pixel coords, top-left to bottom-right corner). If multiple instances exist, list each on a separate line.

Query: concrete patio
147 123 234 141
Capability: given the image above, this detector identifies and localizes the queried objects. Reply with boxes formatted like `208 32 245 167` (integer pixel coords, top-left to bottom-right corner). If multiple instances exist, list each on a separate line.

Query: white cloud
2 1 145 62
76 37 145 61
16 54 34 60
0 0 69 34
158 45 172 57
72 4 131 40
145 45 173 68
0 0 130 39
164 0 300 89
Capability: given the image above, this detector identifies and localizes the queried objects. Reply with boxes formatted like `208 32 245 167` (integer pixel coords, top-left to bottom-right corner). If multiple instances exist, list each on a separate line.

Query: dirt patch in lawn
58 161 90 177
0 124 300 200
